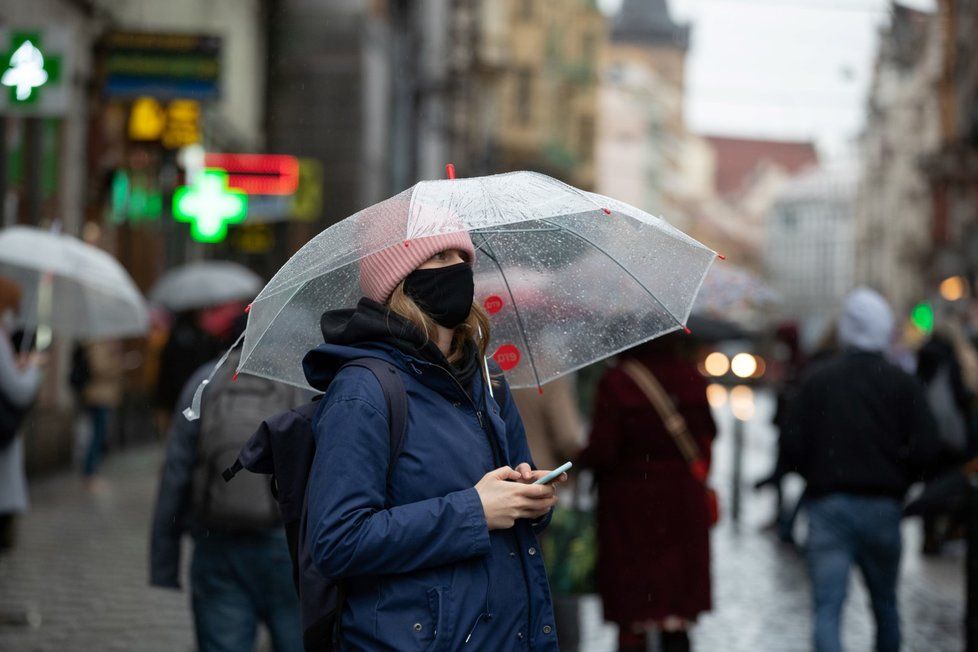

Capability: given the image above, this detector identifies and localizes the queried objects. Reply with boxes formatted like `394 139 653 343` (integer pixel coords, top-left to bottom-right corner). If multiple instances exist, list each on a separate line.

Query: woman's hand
513 462 569 487
475 466 558 530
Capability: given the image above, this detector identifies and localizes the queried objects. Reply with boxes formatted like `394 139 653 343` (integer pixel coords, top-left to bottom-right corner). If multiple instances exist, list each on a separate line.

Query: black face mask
403 262 474 329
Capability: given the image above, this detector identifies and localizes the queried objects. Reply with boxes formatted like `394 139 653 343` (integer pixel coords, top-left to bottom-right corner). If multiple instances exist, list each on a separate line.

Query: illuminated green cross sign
1 32 61 105
173 169 248 243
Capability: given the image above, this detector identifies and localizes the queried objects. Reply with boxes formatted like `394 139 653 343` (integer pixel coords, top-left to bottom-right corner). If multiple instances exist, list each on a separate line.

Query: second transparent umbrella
238 171 718 390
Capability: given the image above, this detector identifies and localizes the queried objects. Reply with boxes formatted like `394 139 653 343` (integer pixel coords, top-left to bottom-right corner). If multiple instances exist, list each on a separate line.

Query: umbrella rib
539 219 688 332
476 230 545 393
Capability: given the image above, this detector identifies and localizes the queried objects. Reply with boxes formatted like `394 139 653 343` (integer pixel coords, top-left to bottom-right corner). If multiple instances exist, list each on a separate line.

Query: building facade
766 166 856 345
595 0 689 221
856 4 941 317
450 0 605 188
923 0 978 292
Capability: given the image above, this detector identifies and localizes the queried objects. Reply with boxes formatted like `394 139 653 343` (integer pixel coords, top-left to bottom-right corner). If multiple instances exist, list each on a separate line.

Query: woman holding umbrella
0 277 42 552
302 231 565 650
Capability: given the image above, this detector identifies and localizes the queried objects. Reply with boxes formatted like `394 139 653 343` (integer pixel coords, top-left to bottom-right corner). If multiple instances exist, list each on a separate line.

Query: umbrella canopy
692 264 780 328
238 171 717 390
149 261 263 312
0 226 148 339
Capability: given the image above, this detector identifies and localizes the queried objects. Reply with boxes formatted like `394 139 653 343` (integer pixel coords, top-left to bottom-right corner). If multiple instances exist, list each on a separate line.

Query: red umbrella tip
403 241 410 248
717 253 726 260
683 326 692 335
537 386 544 395
445 163 456 180
602 207 611 215
232 372 239 382
244 303 252 313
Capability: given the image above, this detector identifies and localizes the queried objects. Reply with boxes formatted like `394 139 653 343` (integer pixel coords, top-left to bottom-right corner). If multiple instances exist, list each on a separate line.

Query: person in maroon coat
579 334 716 652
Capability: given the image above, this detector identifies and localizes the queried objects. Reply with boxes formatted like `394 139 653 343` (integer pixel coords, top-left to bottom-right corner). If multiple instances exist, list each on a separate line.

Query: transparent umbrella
149 261 263 312
238 171 717 390
0 226 148 341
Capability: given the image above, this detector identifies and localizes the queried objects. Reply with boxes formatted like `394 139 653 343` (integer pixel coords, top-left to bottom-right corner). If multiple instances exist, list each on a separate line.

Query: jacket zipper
429 364 498 643
429 365 501 465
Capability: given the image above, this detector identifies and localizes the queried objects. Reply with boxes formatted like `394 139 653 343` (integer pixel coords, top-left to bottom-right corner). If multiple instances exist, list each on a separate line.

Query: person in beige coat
77 340 124 484
511 374 584 479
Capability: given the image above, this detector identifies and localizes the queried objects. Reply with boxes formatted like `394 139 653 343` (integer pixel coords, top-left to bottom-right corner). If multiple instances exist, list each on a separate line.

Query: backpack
222 358 407 652
193 351 303 532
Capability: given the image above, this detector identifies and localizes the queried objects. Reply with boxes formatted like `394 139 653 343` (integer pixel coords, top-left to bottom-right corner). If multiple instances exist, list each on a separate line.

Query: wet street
0 391 965 651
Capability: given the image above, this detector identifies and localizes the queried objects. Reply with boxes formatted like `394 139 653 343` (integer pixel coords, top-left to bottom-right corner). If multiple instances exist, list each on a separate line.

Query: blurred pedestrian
755 322 807 543
784 287 943 652
915 322 978 554
154 310 222 428
302 237 563 649
71 340 124 490
512 374 584 481
150 314 306 652
579 333 716 652
0 277 42 553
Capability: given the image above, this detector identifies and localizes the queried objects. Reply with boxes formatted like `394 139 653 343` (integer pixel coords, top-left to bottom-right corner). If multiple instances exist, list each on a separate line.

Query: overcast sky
597 0 936 162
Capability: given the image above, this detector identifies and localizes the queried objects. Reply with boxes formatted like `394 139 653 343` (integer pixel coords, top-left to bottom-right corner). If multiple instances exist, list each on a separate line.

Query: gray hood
837 287 894 352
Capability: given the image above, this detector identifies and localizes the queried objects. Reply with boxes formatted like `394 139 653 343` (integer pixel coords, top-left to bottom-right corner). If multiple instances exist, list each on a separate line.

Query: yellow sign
291 158 324 221
127 96 200 148
233 224 275 254
128 96 165 140
162 99 200 148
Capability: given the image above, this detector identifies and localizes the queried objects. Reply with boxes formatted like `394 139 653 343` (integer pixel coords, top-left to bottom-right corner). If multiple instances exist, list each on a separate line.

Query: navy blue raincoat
303 336 558 651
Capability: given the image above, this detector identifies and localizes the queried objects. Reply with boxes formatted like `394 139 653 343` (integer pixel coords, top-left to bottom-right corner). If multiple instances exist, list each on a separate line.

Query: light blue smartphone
533 461 573 485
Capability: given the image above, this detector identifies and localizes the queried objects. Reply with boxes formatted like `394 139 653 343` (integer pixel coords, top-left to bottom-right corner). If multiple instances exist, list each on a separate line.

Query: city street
0 391 965 651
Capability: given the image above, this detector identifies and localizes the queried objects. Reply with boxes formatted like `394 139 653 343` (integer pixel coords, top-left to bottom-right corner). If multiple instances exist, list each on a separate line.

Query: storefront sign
103 31 221 100
0 28 72 115
173 168 247 243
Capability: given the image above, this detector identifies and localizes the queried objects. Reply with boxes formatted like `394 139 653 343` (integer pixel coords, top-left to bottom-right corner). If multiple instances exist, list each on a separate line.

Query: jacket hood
302 298 478 391
837 287 894 352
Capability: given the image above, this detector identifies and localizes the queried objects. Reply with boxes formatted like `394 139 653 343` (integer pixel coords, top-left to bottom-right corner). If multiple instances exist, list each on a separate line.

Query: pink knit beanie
359 231 477 304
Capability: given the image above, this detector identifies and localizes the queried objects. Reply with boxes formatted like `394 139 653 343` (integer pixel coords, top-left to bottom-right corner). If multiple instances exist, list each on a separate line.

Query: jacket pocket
425 586 454 651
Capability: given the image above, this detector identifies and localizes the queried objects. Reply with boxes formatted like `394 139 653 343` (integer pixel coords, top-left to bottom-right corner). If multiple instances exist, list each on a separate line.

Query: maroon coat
579 350 715 625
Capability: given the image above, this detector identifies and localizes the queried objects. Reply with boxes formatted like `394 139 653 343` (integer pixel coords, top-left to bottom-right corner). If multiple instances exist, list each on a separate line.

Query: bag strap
343 358 408 484
620 360 707 482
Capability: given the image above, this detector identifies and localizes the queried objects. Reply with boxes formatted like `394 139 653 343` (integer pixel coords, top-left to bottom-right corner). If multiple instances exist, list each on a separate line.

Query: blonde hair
388 283 492 365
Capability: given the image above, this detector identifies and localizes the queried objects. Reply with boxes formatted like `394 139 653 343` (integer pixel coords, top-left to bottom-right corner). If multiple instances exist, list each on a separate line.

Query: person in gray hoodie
784 287 943 652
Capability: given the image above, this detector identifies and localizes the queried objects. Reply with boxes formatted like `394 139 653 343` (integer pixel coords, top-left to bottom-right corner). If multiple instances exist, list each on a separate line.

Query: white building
766 166 856 344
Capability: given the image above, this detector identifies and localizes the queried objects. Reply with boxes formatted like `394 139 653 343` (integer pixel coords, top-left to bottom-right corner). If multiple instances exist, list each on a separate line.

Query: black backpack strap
341 358 408 484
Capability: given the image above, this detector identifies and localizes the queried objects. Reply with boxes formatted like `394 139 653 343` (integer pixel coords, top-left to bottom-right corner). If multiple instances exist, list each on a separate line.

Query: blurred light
706 383 727 408
173 169 248 243
730 385 755 421
911 302 934 334
204 153 300 196
128 97 166 141
731 353 758 379
704 352 729 377
2 38 51 103
752 355 766 378
940 276 967 302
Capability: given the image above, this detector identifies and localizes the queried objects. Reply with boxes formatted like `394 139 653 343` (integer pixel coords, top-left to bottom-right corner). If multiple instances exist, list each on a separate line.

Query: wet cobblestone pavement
0 392 965 651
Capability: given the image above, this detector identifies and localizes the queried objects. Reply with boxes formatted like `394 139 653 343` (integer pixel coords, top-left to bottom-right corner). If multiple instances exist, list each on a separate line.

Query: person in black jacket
784 287 943 652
